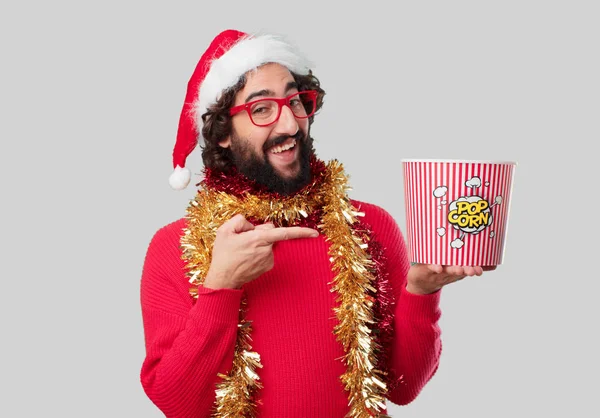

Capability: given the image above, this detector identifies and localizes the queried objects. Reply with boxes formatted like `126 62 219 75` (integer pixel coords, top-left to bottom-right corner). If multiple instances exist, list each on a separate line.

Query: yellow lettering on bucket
448 199 491 229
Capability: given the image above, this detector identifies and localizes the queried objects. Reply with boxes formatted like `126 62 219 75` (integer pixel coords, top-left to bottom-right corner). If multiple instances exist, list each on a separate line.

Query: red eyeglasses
229 90 318 127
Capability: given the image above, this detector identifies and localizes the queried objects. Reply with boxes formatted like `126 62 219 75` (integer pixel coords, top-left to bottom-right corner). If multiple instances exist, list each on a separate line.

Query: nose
273 104 299 136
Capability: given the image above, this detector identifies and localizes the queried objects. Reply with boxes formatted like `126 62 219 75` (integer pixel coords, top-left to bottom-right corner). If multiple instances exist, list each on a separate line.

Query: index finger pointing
259 226 320 243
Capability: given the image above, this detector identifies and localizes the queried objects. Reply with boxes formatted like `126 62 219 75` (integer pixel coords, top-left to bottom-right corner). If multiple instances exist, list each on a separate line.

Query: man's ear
218 137 231 148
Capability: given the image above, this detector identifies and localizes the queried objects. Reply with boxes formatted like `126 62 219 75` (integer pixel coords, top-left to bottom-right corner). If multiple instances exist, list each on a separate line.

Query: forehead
239 63 295 95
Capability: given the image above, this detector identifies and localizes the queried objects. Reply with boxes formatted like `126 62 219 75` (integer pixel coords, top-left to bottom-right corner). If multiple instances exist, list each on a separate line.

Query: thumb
426 264 444 274
225 214 255 234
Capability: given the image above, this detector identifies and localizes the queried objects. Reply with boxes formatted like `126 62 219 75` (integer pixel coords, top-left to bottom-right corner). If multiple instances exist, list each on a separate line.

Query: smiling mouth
269 138 297 154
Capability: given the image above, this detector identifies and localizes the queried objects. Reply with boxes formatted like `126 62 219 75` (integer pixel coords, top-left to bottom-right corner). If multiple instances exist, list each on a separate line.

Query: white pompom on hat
169 29 312 190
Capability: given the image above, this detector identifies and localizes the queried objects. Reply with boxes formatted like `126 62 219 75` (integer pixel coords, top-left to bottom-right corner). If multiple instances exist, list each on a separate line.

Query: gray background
1 0 598 416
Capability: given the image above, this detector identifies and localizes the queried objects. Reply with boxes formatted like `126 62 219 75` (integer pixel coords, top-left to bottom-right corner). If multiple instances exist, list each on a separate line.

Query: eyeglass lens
249 92 316 125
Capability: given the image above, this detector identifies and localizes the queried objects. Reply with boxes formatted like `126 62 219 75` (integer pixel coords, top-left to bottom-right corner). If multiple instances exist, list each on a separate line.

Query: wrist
204 269 241 290
405 282 438 295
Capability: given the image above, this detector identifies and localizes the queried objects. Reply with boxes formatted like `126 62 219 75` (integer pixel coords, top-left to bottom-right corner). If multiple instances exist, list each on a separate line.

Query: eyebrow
244 81 299 103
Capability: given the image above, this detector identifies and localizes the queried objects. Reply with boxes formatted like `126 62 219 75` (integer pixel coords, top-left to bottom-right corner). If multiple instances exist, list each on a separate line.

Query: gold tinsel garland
180 160 390 417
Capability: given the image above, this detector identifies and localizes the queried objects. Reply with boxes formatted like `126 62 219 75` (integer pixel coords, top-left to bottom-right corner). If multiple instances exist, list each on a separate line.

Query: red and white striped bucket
402 159 516 266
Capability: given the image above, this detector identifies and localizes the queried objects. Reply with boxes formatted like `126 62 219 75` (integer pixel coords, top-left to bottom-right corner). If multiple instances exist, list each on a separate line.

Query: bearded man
140 29 492 418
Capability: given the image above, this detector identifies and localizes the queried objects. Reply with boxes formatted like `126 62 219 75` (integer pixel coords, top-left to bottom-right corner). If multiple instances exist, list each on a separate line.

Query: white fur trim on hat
194 33 313 138
169 165 192 190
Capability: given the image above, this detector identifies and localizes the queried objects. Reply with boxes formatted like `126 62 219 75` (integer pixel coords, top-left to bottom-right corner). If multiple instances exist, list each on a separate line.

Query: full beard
229 129 314 196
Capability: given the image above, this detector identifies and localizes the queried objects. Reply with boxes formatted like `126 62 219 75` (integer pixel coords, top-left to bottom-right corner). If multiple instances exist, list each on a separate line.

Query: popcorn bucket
401 159 516 266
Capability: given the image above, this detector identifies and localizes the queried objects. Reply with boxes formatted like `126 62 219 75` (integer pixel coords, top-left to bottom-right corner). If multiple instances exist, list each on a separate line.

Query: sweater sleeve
139 221 244 418
355 201 442 406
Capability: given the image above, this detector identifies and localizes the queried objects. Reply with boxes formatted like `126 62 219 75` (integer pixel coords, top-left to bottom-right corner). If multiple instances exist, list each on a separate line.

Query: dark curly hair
200 70 326 173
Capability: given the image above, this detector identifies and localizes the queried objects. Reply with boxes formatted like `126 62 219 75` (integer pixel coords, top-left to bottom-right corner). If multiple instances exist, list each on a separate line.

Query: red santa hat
168 29 313 190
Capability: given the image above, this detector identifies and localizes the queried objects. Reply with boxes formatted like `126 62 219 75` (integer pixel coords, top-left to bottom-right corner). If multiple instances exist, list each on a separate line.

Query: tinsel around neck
182 157 398 417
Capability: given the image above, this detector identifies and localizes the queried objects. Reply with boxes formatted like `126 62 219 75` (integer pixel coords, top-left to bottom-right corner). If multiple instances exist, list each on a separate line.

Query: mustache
263 129 304 152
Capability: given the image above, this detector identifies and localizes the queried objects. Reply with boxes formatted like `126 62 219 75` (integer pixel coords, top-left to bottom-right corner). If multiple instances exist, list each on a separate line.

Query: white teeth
271 139 296 154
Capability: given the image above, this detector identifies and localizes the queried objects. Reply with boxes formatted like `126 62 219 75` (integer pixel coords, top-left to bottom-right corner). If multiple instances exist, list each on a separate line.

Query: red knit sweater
140 200 442 417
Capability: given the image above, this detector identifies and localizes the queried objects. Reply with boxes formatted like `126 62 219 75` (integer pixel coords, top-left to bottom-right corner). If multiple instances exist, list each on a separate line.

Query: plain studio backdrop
1 0 598 416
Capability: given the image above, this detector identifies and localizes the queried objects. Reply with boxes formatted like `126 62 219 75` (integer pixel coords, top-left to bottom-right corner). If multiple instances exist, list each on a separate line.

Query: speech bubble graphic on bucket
402 159 516 266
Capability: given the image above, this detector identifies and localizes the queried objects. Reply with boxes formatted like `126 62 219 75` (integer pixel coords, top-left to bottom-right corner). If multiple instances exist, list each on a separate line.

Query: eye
250 100 276 117
289 98 302 108
252 105 268 115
